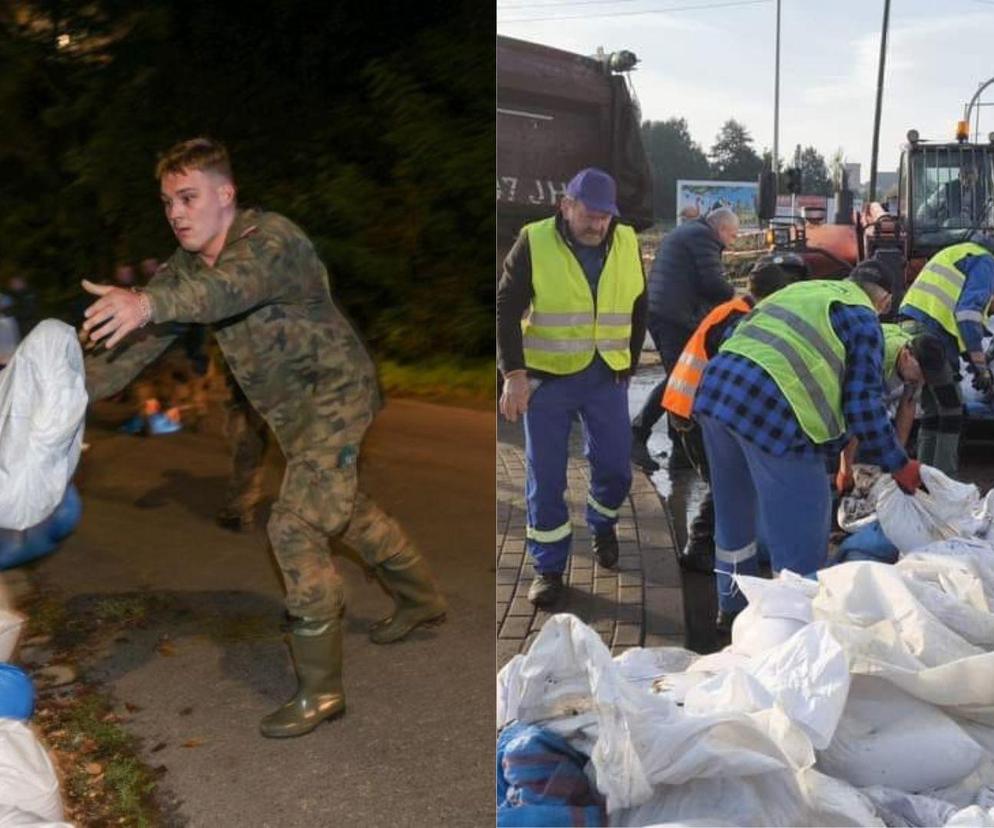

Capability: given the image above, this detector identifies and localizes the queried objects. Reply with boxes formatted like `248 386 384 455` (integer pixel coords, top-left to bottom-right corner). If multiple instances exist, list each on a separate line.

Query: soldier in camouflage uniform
81 137 447 739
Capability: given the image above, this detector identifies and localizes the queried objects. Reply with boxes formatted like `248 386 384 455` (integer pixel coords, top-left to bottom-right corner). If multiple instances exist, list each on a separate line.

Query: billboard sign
676 179 759 228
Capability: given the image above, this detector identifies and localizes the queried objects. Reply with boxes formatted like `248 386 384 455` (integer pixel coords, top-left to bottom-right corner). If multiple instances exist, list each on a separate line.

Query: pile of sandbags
0 324 83 825
499 532 994 826
0 320 86 532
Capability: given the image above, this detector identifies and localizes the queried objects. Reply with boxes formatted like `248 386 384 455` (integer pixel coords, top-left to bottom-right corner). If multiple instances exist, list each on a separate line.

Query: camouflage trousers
222 391 270 517
267 409 413 621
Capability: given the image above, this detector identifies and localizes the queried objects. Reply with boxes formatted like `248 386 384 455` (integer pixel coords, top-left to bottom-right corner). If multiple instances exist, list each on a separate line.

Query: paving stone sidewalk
497 428 685 669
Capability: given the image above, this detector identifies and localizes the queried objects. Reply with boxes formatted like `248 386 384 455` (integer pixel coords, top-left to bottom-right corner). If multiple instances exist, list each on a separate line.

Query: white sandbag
0 611 25 663
946 805 994 826
612 766 882 828
0 719 63 822
730 571 818 657
858 786 958 828
814 561 984 667
895 556 994 646
902 540 994 608
731 605 806 657
0 806 72 827
816 676 985 792
503 614 813 813
686 622 850 751
613 646 698 692
0 321 86 530
875 467 986 554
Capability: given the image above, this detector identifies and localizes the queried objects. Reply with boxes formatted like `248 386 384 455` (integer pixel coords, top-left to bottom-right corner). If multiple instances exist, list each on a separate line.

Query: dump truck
496 35 654 263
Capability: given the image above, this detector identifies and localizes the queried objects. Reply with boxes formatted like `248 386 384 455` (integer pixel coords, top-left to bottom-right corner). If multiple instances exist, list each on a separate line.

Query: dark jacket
647 217 733 336
496 214 647 378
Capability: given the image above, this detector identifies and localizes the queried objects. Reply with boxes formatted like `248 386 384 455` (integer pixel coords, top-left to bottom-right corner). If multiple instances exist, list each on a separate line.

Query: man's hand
892 459 924 495
973 365 994 397
835 467 854 496
499 371 531 423
80 280 150 349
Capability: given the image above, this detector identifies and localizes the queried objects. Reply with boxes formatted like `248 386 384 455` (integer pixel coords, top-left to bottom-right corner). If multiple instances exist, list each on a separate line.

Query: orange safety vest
661 296 753 418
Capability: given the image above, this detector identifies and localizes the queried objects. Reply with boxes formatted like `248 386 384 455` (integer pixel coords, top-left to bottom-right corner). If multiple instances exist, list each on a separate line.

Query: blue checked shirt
694 302 909 472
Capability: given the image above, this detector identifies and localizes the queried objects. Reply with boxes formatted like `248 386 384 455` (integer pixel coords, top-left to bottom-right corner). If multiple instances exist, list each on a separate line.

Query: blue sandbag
0 484 82 570
838 520 899 564
498 722 605 827
0 664 34 720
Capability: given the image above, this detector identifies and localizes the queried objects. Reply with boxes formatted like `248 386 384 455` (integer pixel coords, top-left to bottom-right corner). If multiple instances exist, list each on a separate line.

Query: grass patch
92 595 155 625
26 596 67 638
39 689 161 825
378 358 496 407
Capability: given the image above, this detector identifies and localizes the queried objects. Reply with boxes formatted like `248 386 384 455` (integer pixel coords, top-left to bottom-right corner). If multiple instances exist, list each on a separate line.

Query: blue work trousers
523 359 633 575
698 414 830 613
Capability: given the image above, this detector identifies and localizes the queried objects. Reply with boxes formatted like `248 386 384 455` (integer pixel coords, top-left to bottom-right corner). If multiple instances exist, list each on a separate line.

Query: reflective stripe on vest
881 322 912 383
521 217 645 374
900 242 991 351
720 280 876 444
662 296 752 418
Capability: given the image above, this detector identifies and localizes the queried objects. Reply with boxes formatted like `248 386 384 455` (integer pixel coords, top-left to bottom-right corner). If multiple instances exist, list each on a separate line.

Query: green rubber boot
370 553 447 644
259 617 345 738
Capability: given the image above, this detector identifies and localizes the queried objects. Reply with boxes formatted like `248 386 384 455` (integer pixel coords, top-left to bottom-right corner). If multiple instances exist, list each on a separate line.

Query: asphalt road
33 398 495 827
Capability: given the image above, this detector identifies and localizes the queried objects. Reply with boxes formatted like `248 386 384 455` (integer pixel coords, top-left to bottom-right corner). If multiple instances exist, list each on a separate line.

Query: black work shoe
592 530 619 569
677 537 715 574
630 440 660 473
215 508 254 532
527 573 564 609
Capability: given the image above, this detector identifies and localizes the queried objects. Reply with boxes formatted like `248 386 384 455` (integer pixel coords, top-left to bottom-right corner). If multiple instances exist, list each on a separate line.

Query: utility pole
869 0 890 203
773 0 781 177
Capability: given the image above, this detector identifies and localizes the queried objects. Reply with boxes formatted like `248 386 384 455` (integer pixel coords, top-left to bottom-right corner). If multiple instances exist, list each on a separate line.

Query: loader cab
901 133 994 260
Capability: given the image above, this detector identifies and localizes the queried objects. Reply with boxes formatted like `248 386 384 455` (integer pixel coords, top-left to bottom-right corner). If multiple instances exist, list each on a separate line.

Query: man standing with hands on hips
497 167 647 609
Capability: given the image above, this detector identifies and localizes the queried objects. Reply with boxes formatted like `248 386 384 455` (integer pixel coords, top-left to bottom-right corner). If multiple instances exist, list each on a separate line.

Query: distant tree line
641 117 835 221
0 1 492 362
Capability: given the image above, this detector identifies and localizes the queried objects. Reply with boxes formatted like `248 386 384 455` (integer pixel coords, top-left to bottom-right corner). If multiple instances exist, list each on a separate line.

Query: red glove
892 460 923 495
835 468 854 495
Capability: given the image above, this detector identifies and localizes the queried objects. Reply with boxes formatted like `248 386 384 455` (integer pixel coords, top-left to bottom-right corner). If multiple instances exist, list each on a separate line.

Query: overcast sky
497 0 994 177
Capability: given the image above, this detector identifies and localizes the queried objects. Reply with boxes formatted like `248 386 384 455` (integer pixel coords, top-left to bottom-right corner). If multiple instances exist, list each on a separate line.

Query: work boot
630 438 660 473
592 529 619 569
215 506 254 532
527 572 563 609
259 617 345 738
677 535 715 574
369 553 447 644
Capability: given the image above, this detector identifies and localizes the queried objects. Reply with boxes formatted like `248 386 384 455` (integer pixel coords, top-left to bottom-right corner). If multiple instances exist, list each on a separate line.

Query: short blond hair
155 137 233 181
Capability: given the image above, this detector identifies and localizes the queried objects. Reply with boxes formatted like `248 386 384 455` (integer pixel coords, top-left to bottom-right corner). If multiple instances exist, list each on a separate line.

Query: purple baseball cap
565 167 619 216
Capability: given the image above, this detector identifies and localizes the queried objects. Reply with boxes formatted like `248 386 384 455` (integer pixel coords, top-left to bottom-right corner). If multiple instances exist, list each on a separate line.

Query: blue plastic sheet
0 664 34 720
497 722 605 827
0 484 81 570
837 520 899 565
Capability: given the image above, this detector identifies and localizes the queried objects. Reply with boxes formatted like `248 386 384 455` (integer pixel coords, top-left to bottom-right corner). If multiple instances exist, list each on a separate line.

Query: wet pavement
628 361 721 654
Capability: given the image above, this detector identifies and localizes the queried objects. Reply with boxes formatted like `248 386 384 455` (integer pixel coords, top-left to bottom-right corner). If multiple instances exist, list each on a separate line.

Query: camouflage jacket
85 208 380 458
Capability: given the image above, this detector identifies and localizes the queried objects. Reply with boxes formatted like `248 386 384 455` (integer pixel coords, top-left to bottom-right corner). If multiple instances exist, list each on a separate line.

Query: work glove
835 467 854 496
891 459 924 495
499 370 531 423
973 366 994 397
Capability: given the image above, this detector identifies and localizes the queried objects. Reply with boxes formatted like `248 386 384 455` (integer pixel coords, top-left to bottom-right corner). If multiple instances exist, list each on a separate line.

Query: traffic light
785 167 802 195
